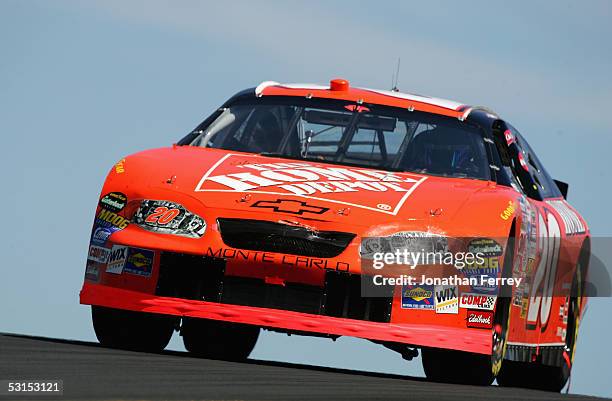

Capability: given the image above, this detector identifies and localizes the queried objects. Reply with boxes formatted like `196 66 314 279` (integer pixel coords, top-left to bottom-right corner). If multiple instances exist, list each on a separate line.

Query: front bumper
80 281 491 354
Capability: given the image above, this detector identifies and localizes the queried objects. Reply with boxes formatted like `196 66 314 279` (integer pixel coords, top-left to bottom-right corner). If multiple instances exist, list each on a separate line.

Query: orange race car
80 78 589 391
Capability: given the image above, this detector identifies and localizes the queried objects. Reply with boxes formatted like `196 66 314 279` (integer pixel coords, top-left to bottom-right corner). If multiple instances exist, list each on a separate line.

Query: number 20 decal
145 207 180 225
527 211 561 330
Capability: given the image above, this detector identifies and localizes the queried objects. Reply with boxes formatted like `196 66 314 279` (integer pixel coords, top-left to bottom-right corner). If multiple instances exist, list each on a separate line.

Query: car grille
216 218 355 258
156 252 392 323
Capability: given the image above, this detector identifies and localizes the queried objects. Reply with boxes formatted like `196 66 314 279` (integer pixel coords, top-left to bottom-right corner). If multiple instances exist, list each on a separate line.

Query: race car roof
254 79 480 119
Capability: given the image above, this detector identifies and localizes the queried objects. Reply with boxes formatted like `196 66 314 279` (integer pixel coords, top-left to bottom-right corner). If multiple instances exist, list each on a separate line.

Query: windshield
188 98 490 180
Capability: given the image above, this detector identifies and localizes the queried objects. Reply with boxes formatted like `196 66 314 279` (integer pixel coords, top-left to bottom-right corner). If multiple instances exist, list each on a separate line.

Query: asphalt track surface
0 333 607 401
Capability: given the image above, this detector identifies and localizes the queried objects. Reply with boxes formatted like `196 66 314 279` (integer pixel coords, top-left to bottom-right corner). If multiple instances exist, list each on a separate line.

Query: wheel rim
491 297 510 376
565 261 582 365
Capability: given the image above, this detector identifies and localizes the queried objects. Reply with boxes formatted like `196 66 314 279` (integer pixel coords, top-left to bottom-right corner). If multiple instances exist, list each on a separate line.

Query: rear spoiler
554 179 569 200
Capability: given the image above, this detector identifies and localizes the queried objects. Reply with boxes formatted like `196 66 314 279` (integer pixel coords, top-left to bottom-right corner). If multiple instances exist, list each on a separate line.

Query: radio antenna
391 58 401 92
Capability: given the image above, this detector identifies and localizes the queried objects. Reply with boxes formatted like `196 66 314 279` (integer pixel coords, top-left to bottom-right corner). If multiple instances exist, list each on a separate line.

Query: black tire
497 258 584 392
92 306 177 352
422 296 511 386
422 348 496 385
181 318 260 361
422 234 514 386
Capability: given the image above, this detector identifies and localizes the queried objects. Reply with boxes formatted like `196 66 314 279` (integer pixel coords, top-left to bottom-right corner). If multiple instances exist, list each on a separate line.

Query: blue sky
1 0 611 397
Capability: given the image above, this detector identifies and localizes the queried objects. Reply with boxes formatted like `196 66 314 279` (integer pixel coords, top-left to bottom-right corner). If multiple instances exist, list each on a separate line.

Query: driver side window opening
510 126 562 199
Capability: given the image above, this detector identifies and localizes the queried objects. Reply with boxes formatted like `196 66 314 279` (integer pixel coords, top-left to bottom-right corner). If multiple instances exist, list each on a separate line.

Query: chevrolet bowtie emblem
251 199 329 215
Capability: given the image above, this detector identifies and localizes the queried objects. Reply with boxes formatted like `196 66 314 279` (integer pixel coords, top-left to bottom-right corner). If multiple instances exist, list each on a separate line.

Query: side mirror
554 179 569 200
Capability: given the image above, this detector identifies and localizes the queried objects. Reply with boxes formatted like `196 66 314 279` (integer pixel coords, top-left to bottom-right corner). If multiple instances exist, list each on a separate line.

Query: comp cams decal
87 245 110 264
459 293 496 311
195 154 427 215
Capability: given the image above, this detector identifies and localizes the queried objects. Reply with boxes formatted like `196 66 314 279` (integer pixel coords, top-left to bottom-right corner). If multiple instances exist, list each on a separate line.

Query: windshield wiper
257 152 324 164
257 152 288 157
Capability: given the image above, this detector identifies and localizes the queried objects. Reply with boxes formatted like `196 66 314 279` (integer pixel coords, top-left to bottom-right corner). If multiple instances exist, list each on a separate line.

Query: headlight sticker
134 200 206 238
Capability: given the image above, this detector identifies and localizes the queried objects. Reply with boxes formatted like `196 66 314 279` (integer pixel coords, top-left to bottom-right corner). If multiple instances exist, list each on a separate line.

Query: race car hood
113 146 516 237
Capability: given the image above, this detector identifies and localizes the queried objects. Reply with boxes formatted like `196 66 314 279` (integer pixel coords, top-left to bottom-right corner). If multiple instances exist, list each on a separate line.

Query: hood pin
430 208 443 217
337 207 351 216
237 194 252 203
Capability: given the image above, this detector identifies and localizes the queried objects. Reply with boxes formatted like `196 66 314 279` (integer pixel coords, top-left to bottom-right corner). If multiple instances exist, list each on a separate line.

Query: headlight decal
134 200 206 238
361 231 448 260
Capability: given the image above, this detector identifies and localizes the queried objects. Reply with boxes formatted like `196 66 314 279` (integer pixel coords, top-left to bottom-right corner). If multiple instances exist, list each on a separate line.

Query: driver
401 126 484 176
248 112 283 153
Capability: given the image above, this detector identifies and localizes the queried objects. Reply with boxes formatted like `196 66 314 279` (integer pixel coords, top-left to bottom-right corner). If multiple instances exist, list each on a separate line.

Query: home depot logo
195 154 426 214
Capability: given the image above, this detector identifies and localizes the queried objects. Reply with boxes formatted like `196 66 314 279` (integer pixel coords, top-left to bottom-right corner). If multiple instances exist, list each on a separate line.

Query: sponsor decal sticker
96 209 129 229
520 297 528 318
194 154 427 215
499 200 516 221
99 192 127 213
546 200 586 235
464 238 502 293
250 199 329 215
518 152 529 172
115 158 125 174
106 245 128 274
123 248 154 277
504 129 515 146
466 310 494 329
434 285 458 314
459 293 496 311
91 225 116 246
467 238 503 257
401 285 434 310
85 260 101 282
88 245 110 264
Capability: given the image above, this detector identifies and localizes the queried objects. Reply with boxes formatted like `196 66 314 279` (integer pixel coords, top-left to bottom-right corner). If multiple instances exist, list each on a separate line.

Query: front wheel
422 233 514 386
422 296 511 385
91 306 177 352
181 318 260 361
497 259 584 392
422 348 496 385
